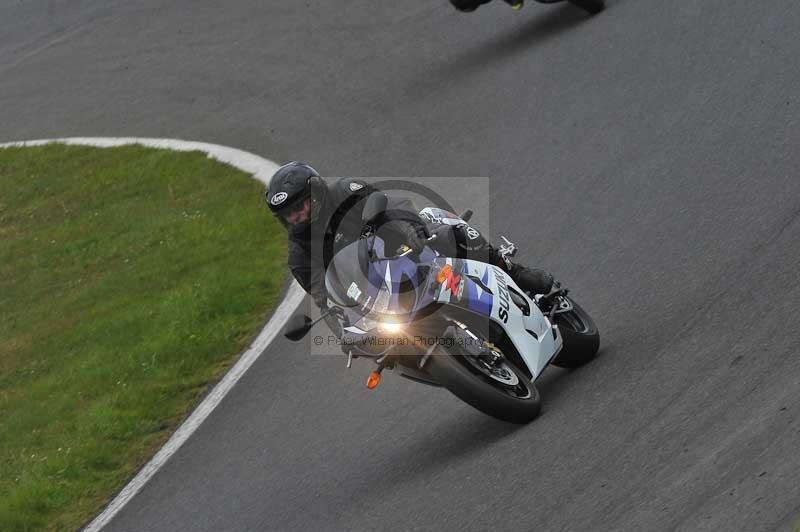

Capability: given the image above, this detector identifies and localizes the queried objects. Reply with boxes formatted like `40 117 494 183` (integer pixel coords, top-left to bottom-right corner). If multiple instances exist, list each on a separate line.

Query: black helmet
266 161 326 235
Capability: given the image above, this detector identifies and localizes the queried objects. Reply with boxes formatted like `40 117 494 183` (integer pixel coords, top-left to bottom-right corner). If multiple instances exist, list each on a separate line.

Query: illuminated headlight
378 321 403 333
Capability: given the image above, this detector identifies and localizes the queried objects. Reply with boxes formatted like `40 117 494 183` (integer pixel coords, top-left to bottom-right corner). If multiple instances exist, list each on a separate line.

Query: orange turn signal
366 371 382 390
436 264 453 284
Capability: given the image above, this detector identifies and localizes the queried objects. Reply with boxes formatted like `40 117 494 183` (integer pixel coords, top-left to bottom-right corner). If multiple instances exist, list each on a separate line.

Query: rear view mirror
362 192 387 225
284 313 313 341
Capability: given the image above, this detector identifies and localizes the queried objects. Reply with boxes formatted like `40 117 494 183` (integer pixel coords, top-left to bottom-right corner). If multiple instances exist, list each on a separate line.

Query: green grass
0 144 287 531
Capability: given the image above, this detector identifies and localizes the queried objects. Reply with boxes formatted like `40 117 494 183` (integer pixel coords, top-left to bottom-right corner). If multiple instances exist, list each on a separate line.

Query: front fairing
325 236 439 329
430 257 562 380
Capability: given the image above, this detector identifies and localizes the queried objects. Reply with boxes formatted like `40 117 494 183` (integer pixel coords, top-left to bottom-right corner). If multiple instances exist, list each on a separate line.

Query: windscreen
324 236 436 318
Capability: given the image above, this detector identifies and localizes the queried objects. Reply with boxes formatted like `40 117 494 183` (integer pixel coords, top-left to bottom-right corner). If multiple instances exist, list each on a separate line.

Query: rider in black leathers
265 162 553 312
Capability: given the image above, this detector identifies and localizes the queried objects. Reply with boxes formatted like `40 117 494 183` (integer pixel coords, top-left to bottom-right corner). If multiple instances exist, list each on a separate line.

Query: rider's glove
327 304 345 320
312 291 328 311
385 219 429 254
319 300 344 337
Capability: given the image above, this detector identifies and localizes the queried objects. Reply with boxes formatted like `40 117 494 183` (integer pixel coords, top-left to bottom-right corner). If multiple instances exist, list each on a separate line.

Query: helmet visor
275 195 317 232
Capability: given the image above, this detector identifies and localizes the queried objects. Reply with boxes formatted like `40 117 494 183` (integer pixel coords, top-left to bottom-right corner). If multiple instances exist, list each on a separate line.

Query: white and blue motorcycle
285 195 599 424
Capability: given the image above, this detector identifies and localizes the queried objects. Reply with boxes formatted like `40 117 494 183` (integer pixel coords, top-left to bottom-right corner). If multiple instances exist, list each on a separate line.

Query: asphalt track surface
2 1 800 531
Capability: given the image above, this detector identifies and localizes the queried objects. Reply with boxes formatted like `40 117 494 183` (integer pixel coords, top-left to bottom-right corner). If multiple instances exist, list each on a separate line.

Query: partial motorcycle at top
285 193 599 424
451 0 604 15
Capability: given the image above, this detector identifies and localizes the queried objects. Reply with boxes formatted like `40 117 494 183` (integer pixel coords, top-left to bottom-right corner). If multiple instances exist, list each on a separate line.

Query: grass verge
0 144 287 531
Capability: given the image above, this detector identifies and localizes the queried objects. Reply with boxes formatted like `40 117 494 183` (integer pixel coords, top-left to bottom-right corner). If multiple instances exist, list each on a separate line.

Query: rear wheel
427 347 541 424
567 0 604 14
551 298 600 368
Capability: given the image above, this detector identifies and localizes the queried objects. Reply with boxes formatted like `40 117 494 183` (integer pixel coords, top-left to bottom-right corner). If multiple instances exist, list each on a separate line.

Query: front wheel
567 0 604 14
427 348 541 424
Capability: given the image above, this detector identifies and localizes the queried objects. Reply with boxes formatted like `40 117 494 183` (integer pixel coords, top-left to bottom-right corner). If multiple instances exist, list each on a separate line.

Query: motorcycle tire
427 348 541 424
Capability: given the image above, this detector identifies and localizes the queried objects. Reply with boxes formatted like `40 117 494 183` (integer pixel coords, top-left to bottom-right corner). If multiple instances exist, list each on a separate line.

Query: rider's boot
505 262 554 295
478 240 553 295
483 246 554 295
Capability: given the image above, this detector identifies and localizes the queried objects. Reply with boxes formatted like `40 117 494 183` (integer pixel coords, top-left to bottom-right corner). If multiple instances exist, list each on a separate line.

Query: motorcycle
284 193 599 423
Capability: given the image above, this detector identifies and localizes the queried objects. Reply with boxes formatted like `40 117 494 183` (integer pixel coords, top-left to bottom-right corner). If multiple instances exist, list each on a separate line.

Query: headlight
354 314 403 334
378 321 403 334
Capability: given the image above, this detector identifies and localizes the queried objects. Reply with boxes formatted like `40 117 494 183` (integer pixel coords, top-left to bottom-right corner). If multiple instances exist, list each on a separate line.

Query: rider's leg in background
504 262 554 296
426 221 554 295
